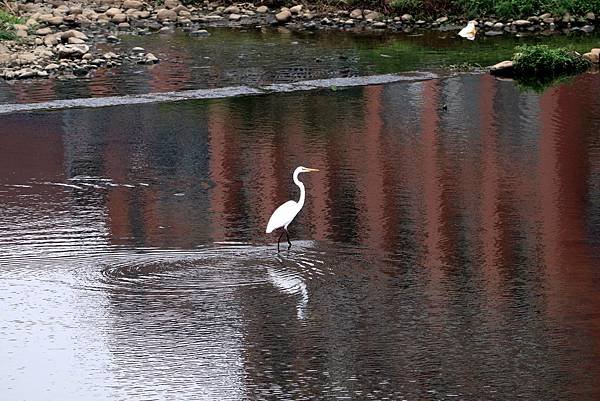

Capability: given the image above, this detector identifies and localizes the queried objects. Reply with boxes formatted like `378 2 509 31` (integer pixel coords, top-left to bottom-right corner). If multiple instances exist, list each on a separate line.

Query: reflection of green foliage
515 74 576 93
513 45 590 76
359 32 600 75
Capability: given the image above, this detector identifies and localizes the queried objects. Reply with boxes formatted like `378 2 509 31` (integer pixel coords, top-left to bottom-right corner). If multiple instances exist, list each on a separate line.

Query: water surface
1 72 600 400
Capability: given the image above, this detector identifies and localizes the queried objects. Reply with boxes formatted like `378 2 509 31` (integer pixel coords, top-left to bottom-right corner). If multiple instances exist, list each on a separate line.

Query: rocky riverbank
1 0 600 81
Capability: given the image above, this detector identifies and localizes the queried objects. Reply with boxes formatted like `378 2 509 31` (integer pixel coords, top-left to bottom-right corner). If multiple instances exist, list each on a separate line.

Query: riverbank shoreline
1 0 599 81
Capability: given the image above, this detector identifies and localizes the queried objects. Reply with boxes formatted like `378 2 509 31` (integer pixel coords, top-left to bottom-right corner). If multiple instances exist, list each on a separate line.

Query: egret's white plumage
458 21 477 40
266 166 319 251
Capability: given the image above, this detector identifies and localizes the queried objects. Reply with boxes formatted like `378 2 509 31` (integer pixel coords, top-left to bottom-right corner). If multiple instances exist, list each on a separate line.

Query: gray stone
190 29 210 37
112 14 128 23
275 10 291 23
105 7 122 17
47 16 64 25
583 52 599 63
224 5 239 14
68 37 86 44
365 11 382 20
485 30 503 36
289 5 302 14
513 19 531 27
489 60 514 76
582 25 594 33
107 35 120 43
132 46 145 52
256 6 268 13
123 0 144 10
372 21 386 28
57 44 89 58
435 16 448 24
164 0 179 9
44 63 60 70
157 9 177 22
585 12 595 20
36 27 54 36
350 9 362 19
401 14 412 22
229 13 241 21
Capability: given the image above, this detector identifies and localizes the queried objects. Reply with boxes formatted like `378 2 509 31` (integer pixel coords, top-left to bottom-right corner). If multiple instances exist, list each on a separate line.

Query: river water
1 28 600 401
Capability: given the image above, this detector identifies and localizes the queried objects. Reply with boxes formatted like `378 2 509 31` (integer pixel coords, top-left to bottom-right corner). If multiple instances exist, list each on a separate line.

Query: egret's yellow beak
305 168 320 172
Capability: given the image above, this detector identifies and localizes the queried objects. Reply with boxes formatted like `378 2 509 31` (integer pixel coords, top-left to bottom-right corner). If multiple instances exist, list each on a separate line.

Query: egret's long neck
293 171 305 209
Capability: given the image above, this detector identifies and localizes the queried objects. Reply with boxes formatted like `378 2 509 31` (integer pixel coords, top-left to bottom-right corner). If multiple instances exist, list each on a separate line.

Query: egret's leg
277 230 285 253
285 229 292 249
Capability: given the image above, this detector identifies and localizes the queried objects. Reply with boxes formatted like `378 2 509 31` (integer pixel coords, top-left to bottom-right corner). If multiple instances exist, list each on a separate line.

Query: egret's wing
266 200 299 233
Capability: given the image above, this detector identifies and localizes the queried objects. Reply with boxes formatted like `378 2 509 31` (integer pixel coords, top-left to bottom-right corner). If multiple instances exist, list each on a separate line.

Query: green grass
387 0 600 19
0 8 22 41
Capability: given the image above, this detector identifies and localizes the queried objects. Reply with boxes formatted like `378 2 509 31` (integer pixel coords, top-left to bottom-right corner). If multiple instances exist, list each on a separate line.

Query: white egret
266 166 319 252
458 20 477 40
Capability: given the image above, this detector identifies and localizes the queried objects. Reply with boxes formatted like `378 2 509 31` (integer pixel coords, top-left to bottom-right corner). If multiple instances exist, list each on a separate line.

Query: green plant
0 8 21 41
512 44 590 77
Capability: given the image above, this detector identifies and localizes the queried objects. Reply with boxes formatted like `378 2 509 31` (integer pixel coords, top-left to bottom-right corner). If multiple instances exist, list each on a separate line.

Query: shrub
0 8 21 41
512 45 590 77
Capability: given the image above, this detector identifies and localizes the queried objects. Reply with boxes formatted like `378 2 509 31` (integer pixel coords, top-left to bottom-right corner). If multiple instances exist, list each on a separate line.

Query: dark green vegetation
512 44 590 75
0 8 21 41
511 44 591 91
381 0 600 19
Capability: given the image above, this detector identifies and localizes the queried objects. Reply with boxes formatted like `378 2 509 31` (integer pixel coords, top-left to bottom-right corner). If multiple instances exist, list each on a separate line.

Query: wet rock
344 19 354 26
57 44 89 58
489 60 514 76
592 48 600 56
289 5 302 14
493 22 504 29
542 17 554 24
37 70 49 77
118 22 131 29
190 29 210 37
485 30 503 36
44 63 60 70
539 13 552 20
350 9 362 19
123 0 144 10
107 35 120 43
229 13 241 21
276 10 291 23
401 14 412 22
435 16 448 24
17 68 37 79
581 25 594 33
256 6 268 13
583 52 599 63
157 9 178 22
321 17 331 25
132 46 145 53
372 21 386 29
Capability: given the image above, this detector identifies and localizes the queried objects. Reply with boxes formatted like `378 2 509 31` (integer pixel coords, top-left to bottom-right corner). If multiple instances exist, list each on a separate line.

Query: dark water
2 28 600 104
1 71 600 400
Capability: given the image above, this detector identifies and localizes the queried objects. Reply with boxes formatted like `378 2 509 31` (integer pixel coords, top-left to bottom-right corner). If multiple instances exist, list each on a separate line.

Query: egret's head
297 166 320 174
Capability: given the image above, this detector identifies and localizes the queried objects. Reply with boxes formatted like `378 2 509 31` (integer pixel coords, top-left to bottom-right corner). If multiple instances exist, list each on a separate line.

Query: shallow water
1 64 600 399
1 27 600 104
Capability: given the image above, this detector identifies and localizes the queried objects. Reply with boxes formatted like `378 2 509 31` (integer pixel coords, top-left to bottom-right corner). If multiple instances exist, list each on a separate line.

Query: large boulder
275 9 291 23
